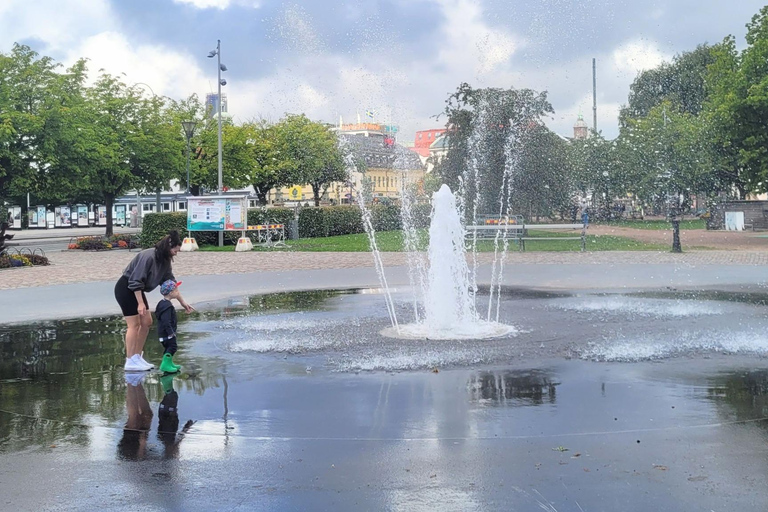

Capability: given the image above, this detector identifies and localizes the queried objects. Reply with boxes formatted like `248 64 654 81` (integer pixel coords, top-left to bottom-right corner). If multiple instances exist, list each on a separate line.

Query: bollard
290 219 299 240
235 236 253 252
180 237 198 252
672 220 681 253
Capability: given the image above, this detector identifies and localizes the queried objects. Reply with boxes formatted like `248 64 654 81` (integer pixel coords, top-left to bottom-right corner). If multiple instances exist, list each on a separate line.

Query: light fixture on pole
208 39 228 247
181 121 197 194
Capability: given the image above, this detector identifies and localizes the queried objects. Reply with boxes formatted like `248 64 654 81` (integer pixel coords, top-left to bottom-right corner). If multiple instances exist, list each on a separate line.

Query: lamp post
208 40 228 247
181 121 197 194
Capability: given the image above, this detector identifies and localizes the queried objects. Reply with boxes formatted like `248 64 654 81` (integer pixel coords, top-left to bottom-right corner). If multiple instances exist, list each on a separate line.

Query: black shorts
114 276 149 317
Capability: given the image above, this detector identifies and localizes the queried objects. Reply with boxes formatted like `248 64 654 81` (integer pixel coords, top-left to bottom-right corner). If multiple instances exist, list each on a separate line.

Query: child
156 279 185 373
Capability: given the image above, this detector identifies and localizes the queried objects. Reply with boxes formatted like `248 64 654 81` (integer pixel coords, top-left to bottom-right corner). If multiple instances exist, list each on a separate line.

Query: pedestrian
580 202 589 228
114 230 194 372
155 279 184 373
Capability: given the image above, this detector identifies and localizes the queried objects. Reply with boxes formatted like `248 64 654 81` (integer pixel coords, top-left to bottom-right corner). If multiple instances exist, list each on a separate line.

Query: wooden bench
467 223 586 252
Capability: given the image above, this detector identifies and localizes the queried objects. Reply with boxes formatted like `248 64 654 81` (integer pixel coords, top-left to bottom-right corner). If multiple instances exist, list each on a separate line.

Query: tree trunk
105 194 114 237
255 189 269 206
312 184 321 207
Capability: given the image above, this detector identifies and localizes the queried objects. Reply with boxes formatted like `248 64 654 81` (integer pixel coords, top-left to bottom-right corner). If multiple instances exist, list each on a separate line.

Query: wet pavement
3 290 768 510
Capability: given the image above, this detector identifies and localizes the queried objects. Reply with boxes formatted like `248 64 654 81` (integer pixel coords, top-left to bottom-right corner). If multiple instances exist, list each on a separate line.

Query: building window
249 200 257 208
142 203 155 212
178 202 187 210
428 133 432 139
162 202 171 212
418 133 422 140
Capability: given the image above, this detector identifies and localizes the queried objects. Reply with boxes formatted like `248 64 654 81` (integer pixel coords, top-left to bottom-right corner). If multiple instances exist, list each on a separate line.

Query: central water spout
424 184 477 330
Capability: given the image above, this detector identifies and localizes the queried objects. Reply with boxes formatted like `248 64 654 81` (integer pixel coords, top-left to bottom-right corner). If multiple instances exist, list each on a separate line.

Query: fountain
383 184 516 340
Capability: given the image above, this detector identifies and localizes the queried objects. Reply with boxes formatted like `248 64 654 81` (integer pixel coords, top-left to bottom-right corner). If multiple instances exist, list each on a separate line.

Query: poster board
37 206 47 228
76 206 89 227
8 206 22 229
187 196 247 231
725 211 745 231
115 205 126 226
97 206 108 226
58 206 71 227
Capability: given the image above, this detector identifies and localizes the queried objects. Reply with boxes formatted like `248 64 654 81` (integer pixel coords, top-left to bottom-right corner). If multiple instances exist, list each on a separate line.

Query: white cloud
612 39 671 78
434 0 522 79
0 0 211 107
0 0 114 52
69 31 209 99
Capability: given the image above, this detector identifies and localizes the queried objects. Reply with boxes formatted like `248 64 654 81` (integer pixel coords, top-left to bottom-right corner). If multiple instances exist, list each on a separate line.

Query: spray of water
487 128 520 322
339 138 400 332
397 146 428 323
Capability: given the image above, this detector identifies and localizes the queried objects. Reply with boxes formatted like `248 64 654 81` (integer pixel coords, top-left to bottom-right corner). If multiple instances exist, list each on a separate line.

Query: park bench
466 222 586 252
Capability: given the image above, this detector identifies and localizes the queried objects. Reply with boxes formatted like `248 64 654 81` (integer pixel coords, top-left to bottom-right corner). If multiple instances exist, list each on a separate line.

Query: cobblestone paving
3 248 768 290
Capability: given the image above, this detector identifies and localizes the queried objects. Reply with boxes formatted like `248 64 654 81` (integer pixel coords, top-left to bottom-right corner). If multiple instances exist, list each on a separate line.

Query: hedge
141 208 295 248
142 203 434 247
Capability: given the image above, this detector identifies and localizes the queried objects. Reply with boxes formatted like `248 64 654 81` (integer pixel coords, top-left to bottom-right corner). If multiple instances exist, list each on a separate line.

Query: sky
1 0 765 142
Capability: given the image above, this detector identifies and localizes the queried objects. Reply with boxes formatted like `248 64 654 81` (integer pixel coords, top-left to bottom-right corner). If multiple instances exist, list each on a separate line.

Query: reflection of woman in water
117 373 194 460
117 374 154 460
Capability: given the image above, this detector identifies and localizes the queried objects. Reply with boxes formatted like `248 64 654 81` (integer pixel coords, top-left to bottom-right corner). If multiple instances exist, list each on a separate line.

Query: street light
208 39 228 247
181 121 197 194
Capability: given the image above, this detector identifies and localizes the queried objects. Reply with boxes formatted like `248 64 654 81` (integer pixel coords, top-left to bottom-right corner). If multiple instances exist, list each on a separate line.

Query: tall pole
186 135 192 194
217 39 224 247
592 58 597 133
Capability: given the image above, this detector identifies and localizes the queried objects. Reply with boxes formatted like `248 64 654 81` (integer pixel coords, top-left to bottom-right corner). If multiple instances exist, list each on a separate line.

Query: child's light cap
160 280 181 296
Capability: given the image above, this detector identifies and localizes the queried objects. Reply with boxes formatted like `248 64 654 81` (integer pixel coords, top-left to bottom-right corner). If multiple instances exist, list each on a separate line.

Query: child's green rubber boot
159 353 180 374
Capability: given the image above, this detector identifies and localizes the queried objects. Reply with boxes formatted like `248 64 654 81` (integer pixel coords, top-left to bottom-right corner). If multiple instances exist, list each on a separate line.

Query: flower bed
0 253 49 269
68 234 138 251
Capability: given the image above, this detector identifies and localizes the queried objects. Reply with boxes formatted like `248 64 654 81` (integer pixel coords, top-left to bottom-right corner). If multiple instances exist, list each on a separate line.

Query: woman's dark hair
155 230 182 263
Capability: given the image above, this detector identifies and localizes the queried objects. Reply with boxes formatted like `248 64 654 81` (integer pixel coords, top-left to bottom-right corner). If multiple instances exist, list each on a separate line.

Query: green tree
621 44 716 123
0 44 61 205
244 121 291 205
434 83 555 218
47 74 184 236
705 7 768 196
278 114 346 206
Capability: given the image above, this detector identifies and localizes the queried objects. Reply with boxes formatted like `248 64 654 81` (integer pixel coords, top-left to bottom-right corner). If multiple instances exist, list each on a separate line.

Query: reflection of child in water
157 373 194 458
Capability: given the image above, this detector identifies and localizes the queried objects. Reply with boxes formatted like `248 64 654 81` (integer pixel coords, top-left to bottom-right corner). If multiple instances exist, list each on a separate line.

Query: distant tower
574 113 588 140
205 93 228 119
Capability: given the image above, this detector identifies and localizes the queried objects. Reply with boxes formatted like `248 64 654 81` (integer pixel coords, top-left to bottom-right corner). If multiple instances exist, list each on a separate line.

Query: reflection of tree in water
193 290 346 321
707 370 768 422
468 370 560 405
0 317 224 451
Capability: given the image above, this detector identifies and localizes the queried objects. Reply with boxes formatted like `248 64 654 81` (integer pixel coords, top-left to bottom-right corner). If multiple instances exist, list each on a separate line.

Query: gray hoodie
122 248 175 292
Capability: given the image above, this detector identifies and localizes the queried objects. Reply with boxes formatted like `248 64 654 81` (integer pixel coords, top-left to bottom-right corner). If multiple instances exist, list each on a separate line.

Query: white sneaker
124 354 151 372
139 352 155 369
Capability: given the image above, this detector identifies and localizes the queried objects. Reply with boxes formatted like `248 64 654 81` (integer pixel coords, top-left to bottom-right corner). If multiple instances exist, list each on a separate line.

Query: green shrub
298 208 328 238
370 204 401 231
142 208 296 247
410 202 432 229
141 212 188 248
326 206 363 236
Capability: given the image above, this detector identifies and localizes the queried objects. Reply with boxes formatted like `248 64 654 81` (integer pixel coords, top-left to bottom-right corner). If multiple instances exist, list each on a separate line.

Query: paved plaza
5 248 768 291
3 246 768 511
